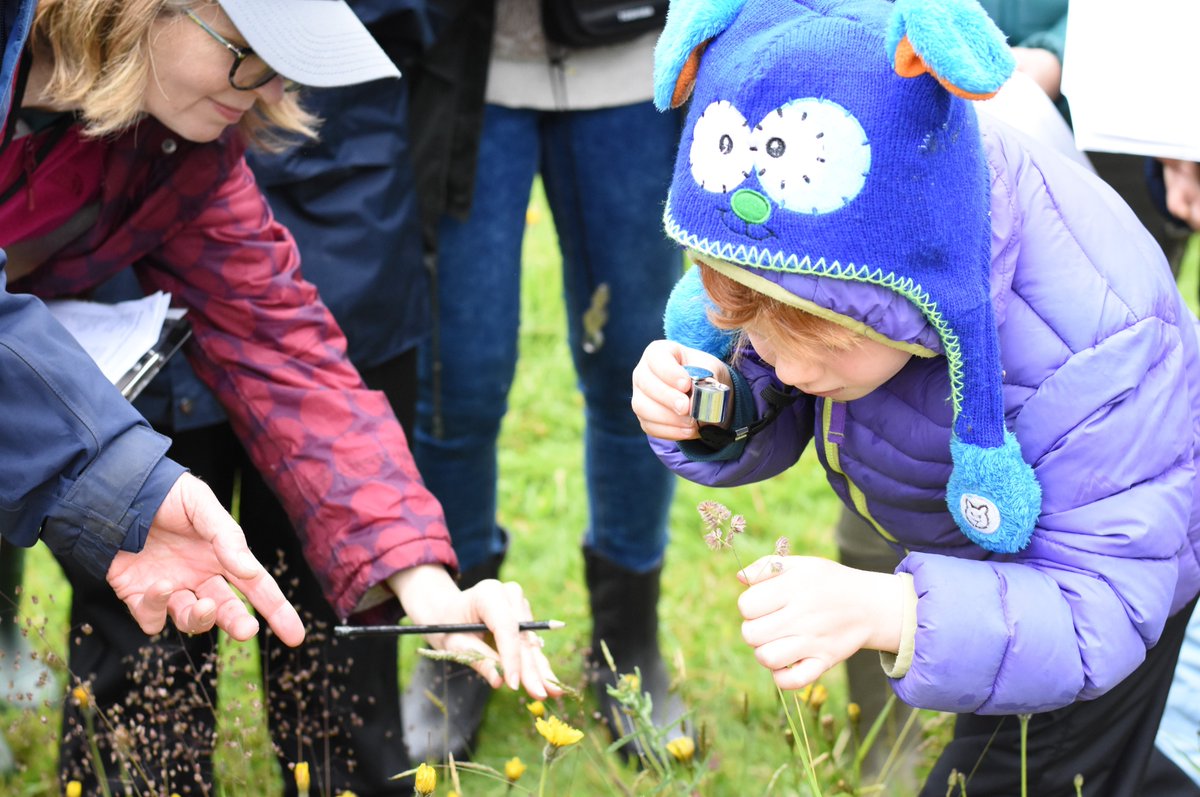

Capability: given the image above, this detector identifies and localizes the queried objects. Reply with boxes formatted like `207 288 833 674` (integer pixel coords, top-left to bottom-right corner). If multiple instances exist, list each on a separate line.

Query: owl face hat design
655 0 1044 554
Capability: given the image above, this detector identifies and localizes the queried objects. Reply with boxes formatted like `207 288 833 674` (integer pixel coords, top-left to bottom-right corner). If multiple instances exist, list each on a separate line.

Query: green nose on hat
731 189 771 224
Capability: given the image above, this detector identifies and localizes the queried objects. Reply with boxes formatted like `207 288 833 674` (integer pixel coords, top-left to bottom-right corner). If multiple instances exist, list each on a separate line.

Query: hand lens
685 365 731 425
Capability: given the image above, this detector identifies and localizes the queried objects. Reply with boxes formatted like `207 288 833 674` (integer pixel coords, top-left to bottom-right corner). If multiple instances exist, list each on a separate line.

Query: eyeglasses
184 10 298 92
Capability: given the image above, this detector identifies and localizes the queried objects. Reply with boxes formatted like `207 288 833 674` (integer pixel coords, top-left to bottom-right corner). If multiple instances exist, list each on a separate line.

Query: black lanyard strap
697 382 801 448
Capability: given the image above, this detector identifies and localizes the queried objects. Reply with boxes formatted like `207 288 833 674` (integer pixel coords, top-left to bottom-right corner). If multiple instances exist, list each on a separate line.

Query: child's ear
886 0 1015 101
653 0 748 111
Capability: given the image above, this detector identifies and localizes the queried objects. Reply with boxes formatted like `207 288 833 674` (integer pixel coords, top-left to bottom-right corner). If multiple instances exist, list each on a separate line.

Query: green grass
3 187 1198 796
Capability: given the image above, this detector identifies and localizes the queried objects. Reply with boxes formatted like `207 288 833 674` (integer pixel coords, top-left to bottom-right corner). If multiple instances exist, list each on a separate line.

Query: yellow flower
619 673 640 692
336 792 358 797
65 781 82 797
536 715 584 748
847 702 861 725
414 762 437 795
294 761 310 793
666 736 695 763
71 685 91 710
800 683 828 710
504 756 527 782
526 699 546 718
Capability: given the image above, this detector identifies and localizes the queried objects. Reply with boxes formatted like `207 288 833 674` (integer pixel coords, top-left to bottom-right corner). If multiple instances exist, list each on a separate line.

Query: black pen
333 620 565 637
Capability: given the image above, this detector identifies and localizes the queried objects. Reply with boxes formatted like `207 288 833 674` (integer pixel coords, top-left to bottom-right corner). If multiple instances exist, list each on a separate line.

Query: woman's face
142 5 284 142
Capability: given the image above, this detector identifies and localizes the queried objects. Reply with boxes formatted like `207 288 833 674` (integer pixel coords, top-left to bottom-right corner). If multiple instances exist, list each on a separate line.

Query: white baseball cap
217 0 401 88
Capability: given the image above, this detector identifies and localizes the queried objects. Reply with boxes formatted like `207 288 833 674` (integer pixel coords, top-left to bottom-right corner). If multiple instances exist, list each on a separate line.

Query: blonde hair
31 0 317 149
697 261 865 356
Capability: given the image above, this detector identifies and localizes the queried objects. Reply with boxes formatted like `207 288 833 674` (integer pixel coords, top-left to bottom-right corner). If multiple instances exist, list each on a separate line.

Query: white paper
1062 1 1200 161
45 292 171 385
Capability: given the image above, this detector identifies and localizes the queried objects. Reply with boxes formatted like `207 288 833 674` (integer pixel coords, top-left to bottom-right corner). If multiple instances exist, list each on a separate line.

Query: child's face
745 325 912 401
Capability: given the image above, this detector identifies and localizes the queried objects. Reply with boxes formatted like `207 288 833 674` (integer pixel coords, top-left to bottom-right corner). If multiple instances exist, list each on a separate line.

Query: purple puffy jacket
652 117 1200 715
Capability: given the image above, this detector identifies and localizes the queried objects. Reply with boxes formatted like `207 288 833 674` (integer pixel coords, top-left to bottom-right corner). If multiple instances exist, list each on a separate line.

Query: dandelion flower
71 685 91 710
414 762 437 795
526 699 545 718
504 756 527 782
65 781 82 797
294 761 310 794
536 715 584 748
800 683 827 710
666 736 695 763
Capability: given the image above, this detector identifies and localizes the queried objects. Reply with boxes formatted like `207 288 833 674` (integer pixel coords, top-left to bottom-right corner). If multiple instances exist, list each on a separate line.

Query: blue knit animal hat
656 0 1042 554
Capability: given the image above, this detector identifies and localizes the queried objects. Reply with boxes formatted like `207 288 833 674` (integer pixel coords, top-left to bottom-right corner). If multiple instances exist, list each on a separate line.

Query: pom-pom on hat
656 0 1042 554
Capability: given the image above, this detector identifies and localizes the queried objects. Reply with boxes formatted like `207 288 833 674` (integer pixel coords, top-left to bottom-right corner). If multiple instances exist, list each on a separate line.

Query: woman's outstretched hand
389 564 563 701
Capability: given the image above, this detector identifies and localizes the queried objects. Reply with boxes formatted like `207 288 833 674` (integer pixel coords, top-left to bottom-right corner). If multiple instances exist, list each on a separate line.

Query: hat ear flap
663 266 737 360
670 41 710 108
653 0 748 111
886 0 1015 101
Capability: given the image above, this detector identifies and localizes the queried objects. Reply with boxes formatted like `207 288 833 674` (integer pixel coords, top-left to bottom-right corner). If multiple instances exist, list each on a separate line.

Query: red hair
697 261 864 355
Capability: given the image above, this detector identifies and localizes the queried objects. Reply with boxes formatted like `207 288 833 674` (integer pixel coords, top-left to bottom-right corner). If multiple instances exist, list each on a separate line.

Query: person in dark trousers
401 0 687 763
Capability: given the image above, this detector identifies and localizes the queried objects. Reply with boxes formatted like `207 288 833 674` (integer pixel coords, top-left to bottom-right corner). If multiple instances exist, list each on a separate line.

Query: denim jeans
415 101 682 574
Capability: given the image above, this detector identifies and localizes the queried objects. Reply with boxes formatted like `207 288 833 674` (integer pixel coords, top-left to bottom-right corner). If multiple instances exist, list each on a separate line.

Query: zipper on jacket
821 398 899 544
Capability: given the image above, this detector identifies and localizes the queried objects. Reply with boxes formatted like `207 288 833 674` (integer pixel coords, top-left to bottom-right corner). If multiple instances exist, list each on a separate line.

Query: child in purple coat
631 0 1200 793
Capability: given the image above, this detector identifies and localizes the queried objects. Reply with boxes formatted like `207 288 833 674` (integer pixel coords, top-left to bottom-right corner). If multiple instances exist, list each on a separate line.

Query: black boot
584 548 687 761
401 551 503 763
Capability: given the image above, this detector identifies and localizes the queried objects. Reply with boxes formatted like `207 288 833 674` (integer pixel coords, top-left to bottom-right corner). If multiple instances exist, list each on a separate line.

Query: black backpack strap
697 383 801 448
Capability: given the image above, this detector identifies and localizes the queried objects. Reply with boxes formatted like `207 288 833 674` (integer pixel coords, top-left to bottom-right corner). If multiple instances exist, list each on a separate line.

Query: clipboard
115 314 192 401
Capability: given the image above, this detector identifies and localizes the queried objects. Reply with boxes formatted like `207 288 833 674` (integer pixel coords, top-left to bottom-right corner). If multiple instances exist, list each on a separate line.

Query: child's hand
631 340 731 441
736 556 905 691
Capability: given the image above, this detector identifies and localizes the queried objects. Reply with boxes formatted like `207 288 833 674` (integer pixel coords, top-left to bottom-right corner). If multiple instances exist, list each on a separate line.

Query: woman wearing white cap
0 0 560 793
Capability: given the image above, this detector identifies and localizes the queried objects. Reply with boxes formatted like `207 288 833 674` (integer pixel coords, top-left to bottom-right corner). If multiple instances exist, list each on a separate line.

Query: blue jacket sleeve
0 269 184 580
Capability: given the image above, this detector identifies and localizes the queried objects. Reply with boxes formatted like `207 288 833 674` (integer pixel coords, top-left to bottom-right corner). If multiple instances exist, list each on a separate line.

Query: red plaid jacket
11 119 456 620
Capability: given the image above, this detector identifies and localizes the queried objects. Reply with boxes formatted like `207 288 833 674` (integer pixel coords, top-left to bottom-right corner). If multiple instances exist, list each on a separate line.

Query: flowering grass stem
875 698 921 786
778 686 823 796
852 693 896 774
1019 713 1031 797
83 711 112 797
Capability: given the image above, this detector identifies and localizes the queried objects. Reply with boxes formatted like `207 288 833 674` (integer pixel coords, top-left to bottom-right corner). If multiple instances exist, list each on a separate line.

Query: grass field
2 186 1197 796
